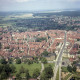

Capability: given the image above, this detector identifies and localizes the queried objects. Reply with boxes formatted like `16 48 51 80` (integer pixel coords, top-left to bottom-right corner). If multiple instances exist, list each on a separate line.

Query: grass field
12 63 41 77
62 67 68 72
12 63 55 77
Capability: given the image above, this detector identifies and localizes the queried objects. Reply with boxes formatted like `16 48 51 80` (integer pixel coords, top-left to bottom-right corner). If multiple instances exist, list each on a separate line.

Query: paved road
52 31 67 80
37 63 44 80
41 63 44 73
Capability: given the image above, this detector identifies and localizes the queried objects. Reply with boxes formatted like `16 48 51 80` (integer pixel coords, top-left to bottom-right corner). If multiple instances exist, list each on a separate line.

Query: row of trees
0 57 39 65
16 57 48 64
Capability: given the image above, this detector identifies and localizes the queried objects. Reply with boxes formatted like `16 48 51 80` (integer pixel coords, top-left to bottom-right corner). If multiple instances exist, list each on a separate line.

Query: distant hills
33 10 80 17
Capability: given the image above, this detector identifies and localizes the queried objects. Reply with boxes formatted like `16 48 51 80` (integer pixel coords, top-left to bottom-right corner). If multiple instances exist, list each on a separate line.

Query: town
0 0 80 79
0 27 80 80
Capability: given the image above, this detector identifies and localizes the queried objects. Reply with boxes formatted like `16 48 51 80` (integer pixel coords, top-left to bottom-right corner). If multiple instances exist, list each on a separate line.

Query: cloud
67 0 80 2
16 0 30 2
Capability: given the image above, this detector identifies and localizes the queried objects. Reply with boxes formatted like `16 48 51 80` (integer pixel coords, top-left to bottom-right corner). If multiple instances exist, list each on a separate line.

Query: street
52 31 67 80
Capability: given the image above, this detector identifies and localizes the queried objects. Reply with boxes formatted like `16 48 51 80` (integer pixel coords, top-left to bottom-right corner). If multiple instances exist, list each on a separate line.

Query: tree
33 68 40 78
25 69 30 80
16 73 22 80
8 58 13 64
41 57 47 64
33 56 39 63
42 51 49 56
23 59 33 64
44 65 53 78
0 64 3 74
72 61 77 67
27 60 33 65
10 65 16 73
3 64 12 76
0 64 15 80
23 59 29 64
0 58 7 64
16 58 21 64
36 37 47 42
67 65 76 73
67 65 73 72
40 72 49 80
0 64 12 79
77 39 80 41
72 66 76 72
40 65 53 80
0 72 7 80
19 66 25 73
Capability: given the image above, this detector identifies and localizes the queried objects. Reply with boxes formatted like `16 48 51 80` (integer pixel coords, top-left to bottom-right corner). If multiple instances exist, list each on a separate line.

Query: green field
12 63 41 77
62 67 68 72
11 63 55 77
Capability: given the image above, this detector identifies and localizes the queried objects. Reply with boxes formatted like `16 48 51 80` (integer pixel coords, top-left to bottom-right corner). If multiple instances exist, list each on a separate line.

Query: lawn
12 63 41 77
62 67 68 72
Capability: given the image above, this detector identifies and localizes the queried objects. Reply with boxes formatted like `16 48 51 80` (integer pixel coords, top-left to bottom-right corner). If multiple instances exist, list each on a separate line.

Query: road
52 31 67 80
47 38 55 51
40 63 44 73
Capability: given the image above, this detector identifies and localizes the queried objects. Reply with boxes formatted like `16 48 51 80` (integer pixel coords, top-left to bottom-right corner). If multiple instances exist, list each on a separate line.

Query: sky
0 0 80 11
